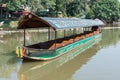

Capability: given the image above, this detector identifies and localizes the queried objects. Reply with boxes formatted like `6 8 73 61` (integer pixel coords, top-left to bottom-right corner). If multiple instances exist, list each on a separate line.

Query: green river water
0 24 120 80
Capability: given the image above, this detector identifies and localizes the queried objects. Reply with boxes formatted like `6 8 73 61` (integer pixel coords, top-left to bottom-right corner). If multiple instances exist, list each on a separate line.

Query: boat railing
22 46 54 56
23 46 49 51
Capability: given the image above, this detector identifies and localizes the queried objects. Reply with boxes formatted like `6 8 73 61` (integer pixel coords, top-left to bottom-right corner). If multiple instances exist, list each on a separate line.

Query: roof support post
23 28 26 46
73 29 74 36
72 29 75 42
64 30 66 38
74 28 77 35
48 27 50 41
85 27 87 31
54 30 57 49
73 28 76 36
79 28 81 34
83 27 85 32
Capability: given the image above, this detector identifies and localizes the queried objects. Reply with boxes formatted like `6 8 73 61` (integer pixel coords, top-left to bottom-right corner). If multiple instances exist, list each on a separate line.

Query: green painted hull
24 33 102 60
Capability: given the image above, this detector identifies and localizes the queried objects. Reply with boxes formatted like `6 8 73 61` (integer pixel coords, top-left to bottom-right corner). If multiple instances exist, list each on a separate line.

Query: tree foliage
7 0 21 11
0 0 120 22
67 0 85 17
86 0 120 23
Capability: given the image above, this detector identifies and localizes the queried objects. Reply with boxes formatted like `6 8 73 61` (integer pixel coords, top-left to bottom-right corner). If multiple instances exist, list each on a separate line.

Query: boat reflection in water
18 37 101 80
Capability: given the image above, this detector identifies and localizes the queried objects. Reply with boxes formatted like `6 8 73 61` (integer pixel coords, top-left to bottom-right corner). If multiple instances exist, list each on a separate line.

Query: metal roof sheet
42 17 104 30
17 13 105 30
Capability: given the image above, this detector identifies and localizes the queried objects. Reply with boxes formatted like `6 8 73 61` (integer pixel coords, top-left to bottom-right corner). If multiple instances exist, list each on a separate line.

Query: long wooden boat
16 13 104 60
18 43 101 80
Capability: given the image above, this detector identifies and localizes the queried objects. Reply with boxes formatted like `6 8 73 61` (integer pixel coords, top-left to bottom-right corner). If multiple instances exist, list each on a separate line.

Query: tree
86 9 94 19
66 0 85 17
36 0 56 17
86 0 120 23
7 0 22 11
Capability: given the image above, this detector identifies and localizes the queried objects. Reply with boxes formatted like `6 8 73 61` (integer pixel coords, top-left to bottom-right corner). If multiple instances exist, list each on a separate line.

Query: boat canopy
17 13 105 30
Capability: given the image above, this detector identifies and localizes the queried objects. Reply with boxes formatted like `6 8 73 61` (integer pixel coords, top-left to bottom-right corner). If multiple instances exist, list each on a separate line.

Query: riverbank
1 26 120 35
0 29 49 34
101 26 120 29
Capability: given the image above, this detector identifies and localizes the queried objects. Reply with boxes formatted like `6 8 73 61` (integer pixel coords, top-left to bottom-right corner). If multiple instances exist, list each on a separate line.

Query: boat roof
17 13 105 30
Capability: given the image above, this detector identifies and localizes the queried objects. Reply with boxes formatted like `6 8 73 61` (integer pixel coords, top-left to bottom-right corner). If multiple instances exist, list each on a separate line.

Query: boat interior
26 31 99 50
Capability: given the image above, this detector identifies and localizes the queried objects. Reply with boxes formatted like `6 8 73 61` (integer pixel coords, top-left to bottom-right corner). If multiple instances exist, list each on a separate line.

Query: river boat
18 43 101 80
16 13 104 60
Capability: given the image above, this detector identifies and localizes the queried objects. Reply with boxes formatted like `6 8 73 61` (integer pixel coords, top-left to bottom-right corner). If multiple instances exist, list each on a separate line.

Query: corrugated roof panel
17 13 105 30
42 17 104 30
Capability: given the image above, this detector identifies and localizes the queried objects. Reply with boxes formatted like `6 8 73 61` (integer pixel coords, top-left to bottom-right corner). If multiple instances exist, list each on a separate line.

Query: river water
0 25 120 80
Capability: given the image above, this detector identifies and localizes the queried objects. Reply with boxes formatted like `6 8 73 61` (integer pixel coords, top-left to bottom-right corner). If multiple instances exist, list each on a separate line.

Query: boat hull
23 33 102 60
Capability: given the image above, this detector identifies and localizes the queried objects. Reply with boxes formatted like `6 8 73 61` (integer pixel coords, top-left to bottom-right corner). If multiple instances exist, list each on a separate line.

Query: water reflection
0 28 120 80
0 32 22 80
72 29 120 80
101 29 120 48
